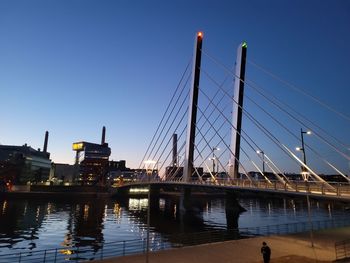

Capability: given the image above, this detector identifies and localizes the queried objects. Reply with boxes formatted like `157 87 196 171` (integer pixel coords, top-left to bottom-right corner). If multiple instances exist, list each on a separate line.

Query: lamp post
211 147 220 174
256 150 265 175
144 160 156 263
296 128 311 181
296 129 313 247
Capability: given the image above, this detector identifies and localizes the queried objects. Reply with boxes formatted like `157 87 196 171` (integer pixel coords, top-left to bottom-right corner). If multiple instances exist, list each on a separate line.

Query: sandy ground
91 227 350 263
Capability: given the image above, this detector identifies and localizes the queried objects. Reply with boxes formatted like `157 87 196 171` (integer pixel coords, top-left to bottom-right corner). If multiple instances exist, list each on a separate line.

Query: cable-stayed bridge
115 32 350 201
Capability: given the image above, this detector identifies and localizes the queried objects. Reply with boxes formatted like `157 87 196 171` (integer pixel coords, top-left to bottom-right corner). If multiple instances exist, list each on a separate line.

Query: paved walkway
91 227 350 263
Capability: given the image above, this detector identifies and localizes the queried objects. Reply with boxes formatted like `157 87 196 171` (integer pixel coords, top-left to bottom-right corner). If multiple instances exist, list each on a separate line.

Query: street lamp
295 129 314 248
296 129 311 181
144 160 156 263
211 147 220 174
256 150 265 175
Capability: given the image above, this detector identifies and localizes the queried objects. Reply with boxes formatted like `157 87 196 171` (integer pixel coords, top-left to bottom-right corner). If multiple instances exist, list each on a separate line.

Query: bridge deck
114 179 350 201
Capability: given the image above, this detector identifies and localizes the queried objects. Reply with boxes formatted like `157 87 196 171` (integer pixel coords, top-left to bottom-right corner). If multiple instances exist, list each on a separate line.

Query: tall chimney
101 126 106 145
43 131 49 153
172 133 178 167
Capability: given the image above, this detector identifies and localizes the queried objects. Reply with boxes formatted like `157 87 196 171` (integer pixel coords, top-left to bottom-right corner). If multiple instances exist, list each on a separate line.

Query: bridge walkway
115 178 350 201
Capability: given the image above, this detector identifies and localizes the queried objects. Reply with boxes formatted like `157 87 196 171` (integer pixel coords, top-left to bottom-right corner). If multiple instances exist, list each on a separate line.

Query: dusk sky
1 0 349 173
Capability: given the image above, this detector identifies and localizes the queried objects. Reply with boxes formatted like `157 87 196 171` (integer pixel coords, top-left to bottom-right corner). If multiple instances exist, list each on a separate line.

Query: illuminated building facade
73 141 111 185
72 126 111 185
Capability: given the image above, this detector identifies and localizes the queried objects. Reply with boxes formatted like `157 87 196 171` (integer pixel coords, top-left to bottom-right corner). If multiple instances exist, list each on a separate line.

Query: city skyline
1 0 349 173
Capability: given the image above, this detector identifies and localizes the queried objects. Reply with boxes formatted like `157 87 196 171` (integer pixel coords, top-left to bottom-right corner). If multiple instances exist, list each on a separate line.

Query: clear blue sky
0 0 349 172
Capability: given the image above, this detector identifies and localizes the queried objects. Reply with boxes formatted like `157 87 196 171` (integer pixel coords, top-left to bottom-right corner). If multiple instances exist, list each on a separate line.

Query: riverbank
91 226 350 263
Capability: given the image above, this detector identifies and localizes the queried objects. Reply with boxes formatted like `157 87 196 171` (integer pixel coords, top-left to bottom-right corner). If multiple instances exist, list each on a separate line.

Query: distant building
108 160 138 185
72 126 111 185
73 141 111 185
0 144 51 185
52 163 76 184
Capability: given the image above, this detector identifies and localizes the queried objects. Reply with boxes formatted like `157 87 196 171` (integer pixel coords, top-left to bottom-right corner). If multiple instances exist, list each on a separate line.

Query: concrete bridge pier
149 185 160 211
179 187 192 213
225 191 246 230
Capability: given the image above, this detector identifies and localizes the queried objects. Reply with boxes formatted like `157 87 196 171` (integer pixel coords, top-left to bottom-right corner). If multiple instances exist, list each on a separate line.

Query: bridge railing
123 178 350 198
335 238 350 261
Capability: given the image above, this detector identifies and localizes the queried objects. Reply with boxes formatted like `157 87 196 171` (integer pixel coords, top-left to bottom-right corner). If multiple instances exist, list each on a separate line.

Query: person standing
261 241 271 263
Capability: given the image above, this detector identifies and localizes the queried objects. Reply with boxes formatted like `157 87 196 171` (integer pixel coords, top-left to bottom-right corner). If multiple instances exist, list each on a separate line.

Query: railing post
337 183 340 196
54 248 57 263
123 241 126 256
43 249 47 263
18 252 21 263
100 246 103 260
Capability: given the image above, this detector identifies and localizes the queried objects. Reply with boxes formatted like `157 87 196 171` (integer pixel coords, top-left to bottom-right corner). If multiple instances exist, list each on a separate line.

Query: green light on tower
242 42 247 48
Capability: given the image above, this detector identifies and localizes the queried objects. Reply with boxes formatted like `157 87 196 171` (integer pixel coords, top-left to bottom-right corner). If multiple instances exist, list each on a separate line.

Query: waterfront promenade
92 226 350 263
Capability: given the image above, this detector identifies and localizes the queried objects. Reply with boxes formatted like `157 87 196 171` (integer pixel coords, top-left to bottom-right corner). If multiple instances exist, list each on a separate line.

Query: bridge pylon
229 42 247 179
183 32 203 182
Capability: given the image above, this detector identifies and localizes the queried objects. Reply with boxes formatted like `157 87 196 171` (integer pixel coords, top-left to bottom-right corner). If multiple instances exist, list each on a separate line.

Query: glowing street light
296 128 312 181
256 150 265 175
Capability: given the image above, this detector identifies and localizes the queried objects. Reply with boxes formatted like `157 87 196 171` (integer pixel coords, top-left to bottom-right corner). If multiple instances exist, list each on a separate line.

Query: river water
0 195 349 258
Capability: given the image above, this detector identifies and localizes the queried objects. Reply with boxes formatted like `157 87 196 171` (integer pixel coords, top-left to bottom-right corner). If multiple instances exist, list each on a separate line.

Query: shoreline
90 227 350 263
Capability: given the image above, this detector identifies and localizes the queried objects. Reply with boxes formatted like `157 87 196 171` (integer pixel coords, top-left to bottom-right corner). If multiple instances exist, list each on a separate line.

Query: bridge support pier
225 191 245 230
179 187 192 212
149 185 160 211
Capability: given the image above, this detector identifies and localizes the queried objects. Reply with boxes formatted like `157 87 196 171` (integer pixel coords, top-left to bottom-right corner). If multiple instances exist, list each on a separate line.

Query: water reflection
0 196 349 257
0 199 46 250
0 198 106 255
61 199 105 255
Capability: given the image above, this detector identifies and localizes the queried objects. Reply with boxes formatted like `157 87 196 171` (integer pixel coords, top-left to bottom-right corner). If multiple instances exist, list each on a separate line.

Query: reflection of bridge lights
23 203 28 216
104 204 108 219
83 204 89 220
114 203 122 219
2 200 7 214
129 198 148 211
159 198 165 210
35 206 40 221
47 203 52 215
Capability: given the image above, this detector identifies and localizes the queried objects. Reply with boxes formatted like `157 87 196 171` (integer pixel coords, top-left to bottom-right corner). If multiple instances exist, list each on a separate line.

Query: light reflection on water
0 196 349 256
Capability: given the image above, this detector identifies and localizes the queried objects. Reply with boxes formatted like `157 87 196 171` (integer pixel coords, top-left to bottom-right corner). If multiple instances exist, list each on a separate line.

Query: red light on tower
197 32 203 38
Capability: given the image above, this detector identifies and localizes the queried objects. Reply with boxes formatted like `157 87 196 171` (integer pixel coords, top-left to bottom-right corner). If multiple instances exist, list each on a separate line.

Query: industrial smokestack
172 133 178 167
101 126 106 145
43 131 49 153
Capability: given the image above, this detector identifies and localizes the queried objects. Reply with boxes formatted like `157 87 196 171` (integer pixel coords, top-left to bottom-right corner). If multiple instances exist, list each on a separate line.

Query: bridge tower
229 42 247 179
183 32 203 182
